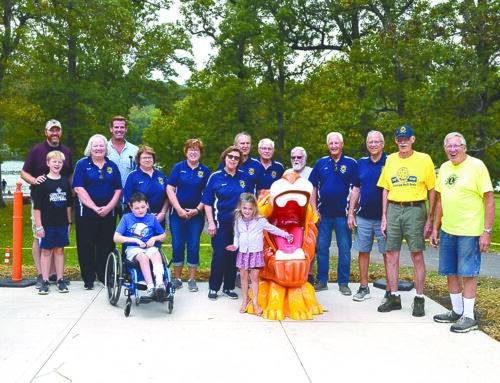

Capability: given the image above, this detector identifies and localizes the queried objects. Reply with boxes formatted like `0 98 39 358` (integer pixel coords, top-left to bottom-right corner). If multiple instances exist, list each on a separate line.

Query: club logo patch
198 171 204 178
158 177 164 184
106 167 112 174
239 180 246 188
249 168 255 175
400 126 406 133
445 174 458 187
271 171 277 178
340 165 347 174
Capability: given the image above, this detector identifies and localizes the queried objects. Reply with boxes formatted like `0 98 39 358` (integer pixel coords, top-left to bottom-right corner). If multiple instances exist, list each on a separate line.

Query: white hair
290 146 307 158
444 132 466 147
84 134 109 157
366 130 384 142
326 132 343 144
234 132 251 145
259 138 274 149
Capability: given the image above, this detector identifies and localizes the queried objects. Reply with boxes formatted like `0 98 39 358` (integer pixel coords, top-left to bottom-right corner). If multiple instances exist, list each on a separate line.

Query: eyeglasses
396 137 410 143
291 156 303 160
227 154 240 161
367 140 383 145
259 147 273 151
141 156 154 161
445 145 464 150
98 168 105 182
187 149 200 153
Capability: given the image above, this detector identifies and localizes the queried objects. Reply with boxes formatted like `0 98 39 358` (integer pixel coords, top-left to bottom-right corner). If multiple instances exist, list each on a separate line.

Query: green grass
0 192 498 266
0 201 214 268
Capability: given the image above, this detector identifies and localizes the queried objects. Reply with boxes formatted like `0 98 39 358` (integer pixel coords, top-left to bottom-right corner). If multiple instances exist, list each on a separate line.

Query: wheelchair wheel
124 297 132 317
105 249 122 306
168 300 173 314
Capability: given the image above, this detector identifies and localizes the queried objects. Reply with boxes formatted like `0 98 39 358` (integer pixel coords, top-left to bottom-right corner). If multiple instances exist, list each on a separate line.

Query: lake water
1 161 30 195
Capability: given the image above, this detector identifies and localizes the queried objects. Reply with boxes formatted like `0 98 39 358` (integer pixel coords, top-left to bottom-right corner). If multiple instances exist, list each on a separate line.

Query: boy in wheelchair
114 192 167 300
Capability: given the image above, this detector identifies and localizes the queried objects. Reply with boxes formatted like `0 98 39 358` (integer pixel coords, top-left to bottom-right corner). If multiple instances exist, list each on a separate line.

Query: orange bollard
12 182 23 282
4 246 10 265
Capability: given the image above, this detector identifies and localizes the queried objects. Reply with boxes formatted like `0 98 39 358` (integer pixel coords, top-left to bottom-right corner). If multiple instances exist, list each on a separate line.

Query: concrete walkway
2 282 499 382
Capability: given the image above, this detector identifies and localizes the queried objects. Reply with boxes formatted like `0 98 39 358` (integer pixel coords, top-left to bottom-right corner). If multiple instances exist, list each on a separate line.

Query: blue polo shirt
217 156 264 194
123 167 168 214
72 156 122 217
258 158 284 189
309 154 357 218
353 153 387 220
167 160 211 217
201 169 252 223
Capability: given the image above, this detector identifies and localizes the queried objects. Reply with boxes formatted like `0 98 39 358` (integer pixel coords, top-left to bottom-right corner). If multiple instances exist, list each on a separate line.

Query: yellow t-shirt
436 156 493 236
377 151 435 202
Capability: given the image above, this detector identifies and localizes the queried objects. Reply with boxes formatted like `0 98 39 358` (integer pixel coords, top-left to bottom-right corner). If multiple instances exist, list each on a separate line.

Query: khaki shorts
386 203 427 252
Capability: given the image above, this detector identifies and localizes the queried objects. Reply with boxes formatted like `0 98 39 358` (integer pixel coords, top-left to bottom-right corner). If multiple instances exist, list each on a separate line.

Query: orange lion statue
247 172 323 320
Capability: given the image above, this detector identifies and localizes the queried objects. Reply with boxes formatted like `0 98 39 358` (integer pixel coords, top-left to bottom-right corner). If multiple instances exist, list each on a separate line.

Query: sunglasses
333 163 339 174
227 154 240 161
98 168 105 181
291 156 303 160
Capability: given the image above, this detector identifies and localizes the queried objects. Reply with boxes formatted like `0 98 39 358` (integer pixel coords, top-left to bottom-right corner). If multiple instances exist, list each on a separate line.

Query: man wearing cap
430 132 495 333
284 147 312 179
257 138 284 189
309 132 357 295
377 125 436 316
21 119 73 288
348 130 389 302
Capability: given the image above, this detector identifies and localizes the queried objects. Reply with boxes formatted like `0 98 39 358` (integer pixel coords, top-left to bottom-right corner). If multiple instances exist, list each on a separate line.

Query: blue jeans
438 230 481 277
170 214 204 268
315 216 352 285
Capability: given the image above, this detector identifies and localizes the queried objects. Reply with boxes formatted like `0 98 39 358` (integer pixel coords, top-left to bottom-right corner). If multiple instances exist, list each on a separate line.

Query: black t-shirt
33 176 74 227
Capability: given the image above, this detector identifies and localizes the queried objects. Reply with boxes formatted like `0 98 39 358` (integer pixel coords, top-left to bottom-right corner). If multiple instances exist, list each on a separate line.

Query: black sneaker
381 290 391 304
155 284 166 300
56 279 69 293
223 289 238 299
412 296 425 317
450 316 478 333
49 273 70 285
208 289 218 300
307 274 315 284
38 280 50 295
433 310 462 323
313 282 328 291
377 294 402 312
84 282 94 290
35 274 43 289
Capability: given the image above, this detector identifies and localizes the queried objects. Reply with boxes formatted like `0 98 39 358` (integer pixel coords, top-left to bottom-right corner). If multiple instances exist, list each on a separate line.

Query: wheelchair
105 245 175 317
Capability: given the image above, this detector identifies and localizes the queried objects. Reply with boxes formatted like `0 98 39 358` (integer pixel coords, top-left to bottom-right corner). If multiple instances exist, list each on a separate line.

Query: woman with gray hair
72 134 122 289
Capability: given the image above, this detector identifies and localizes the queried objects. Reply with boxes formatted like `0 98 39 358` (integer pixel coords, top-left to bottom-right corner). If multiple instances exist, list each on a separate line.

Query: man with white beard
284 147 312 179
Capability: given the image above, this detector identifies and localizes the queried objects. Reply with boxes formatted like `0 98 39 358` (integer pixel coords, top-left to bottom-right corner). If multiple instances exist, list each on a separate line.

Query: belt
389 200 425 207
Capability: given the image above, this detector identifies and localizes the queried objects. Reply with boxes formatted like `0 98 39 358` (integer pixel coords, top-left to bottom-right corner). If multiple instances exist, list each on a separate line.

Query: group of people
22 118 494 333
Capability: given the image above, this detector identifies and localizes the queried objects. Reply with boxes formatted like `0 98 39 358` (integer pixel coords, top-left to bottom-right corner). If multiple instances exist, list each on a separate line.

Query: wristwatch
484 229 492 234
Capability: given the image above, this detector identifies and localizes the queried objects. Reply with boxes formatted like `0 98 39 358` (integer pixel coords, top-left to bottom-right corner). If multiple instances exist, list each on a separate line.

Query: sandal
252 301 263 316
240 298 251 313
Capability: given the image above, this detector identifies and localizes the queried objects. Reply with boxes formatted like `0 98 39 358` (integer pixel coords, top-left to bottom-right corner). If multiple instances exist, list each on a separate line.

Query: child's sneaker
144 288 156 300
38 280 50 295
56 279 69 293
155 284 166 300
35 274 43 289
